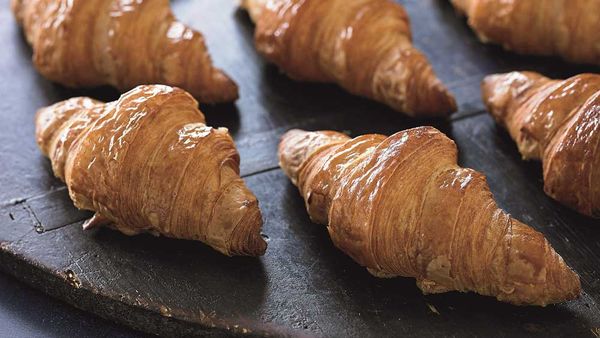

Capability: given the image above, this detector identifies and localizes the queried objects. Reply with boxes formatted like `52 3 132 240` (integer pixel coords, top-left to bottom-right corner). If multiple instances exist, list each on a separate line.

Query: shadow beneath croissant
256 62 456 137
280 175 599 335
200 102 241 136
88 226 269 316
233 7 255 38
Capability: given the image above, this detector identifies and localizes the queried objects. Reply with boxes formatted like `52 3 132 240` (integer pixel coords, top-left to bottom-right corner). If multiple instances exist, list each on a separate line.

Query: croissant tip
190 69 239 104
443 93 458 116
534 267 582 306
406 77 457 118
435 81 458 115
557 262 583 302
230 233 268 257
226 201 268 257
221 77 240 102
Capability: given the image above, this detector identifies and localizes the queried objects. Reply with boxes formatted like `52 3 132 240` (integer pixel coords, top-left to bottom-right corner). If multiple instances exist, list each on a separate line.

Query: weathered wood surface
0 271 148 337
1 0 600 336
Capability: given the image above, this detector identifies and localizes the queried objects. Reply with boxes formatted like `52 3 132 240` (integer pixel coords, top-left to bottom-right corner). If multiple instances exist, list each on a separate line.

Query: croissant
482 71 600 218
278 127 580 305
12 0 238 103
450 0 600 65
35 85 266 256
240 0 457 117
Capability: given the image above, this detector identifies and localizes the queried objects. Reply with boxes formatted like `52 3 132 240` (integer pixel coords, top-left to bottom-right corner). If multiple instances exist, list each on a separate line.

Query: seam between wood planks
1 199 84 236
236 110 489 179
450 109 487 122
241 165 281 179
0 169 284 234
0 186 67 208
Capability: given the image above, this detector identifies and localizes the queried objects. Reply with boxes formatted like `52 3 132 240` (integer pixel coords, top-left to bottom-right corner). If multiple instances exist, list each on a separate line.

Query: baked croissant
482 71 600 218
240 0 457 117
12 0 238 103
279 127 580 305
450 0 600 65
35 85 266 256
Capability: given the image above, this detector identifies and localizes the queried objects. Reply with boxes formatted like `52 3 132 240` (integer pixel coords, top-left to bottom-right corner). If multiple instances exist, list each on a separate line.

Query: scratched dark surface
1 0 600 337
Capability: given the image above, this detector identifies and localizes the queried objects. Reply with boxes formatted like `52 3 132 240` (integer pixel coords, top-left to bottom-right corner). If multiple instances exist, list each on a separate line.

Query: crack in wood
1 197 26 208
21 202 44 234
42 219 86 234
1 197 86 235
0 186 67 209
451 109 487 121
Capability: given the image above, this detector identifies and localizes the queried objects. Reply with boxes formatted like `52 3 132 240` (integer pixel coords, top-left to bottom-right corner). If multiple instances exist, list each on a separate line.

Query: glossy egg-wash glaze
278 127 580 306
35 85 266 256
450 0 600 65
11 0 238 102
240 0 456 117
482 72 600 217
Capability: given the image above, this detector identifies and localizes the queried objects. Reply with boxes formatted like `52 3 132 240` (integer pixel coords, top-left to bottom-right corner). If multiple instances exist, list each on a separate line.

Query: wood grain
1 0 599 336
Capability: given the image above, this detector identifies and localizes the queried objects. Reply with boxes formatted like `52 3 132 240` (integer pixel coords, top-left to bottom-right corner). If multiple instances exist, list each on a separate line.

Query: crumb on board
426 303 440 315
159 305 172 318
64 270 81 289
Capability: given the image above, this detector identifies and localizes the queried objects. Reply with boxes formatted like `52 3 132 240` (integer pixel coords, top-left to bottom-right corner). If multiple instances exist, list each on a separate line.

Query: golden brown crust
451 0 600 65
12 0 238 103
279 127 580 305
35 85 266 256
241 0 456 117
482 71 600 217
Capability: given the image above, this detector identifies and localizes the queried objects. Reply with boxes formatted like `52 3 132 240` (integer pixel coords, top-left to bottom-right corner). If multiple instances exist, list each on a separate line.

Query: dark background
1 0 599 337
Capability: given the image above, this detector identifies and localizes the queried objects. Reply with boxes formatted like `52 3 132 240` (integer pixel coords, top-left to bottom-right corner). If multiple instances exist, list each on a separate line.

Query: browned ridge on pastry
12 0 238 103
241 0 456 117
450 0 600 65
482 71 600 218
35 85 266 256
278 127 580 305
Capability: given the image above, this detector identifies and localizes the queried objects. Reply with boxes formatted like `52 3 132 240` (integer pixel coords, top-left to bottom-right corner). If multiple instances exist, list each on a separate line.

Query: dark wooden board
1 0 600 336
0 271 149 338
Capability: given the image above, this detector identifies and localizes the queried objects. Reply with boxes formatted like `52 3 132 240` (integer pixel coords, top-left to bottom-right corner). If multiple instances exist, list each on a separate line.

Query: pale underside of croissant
12 0 238 103
240 0 457 117
450 0 600 65
482 71 600 218
35 85 266 256
278 127 580 305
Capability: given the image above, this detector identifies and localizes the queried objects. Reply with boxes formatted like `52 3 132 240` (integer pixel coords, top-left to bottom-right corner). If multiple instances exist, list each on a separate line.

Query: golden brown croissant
482 71 600 218
12 0 238 103
240 0 457 117
450 0 600 65
35 85 266 256
279 127 580 305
